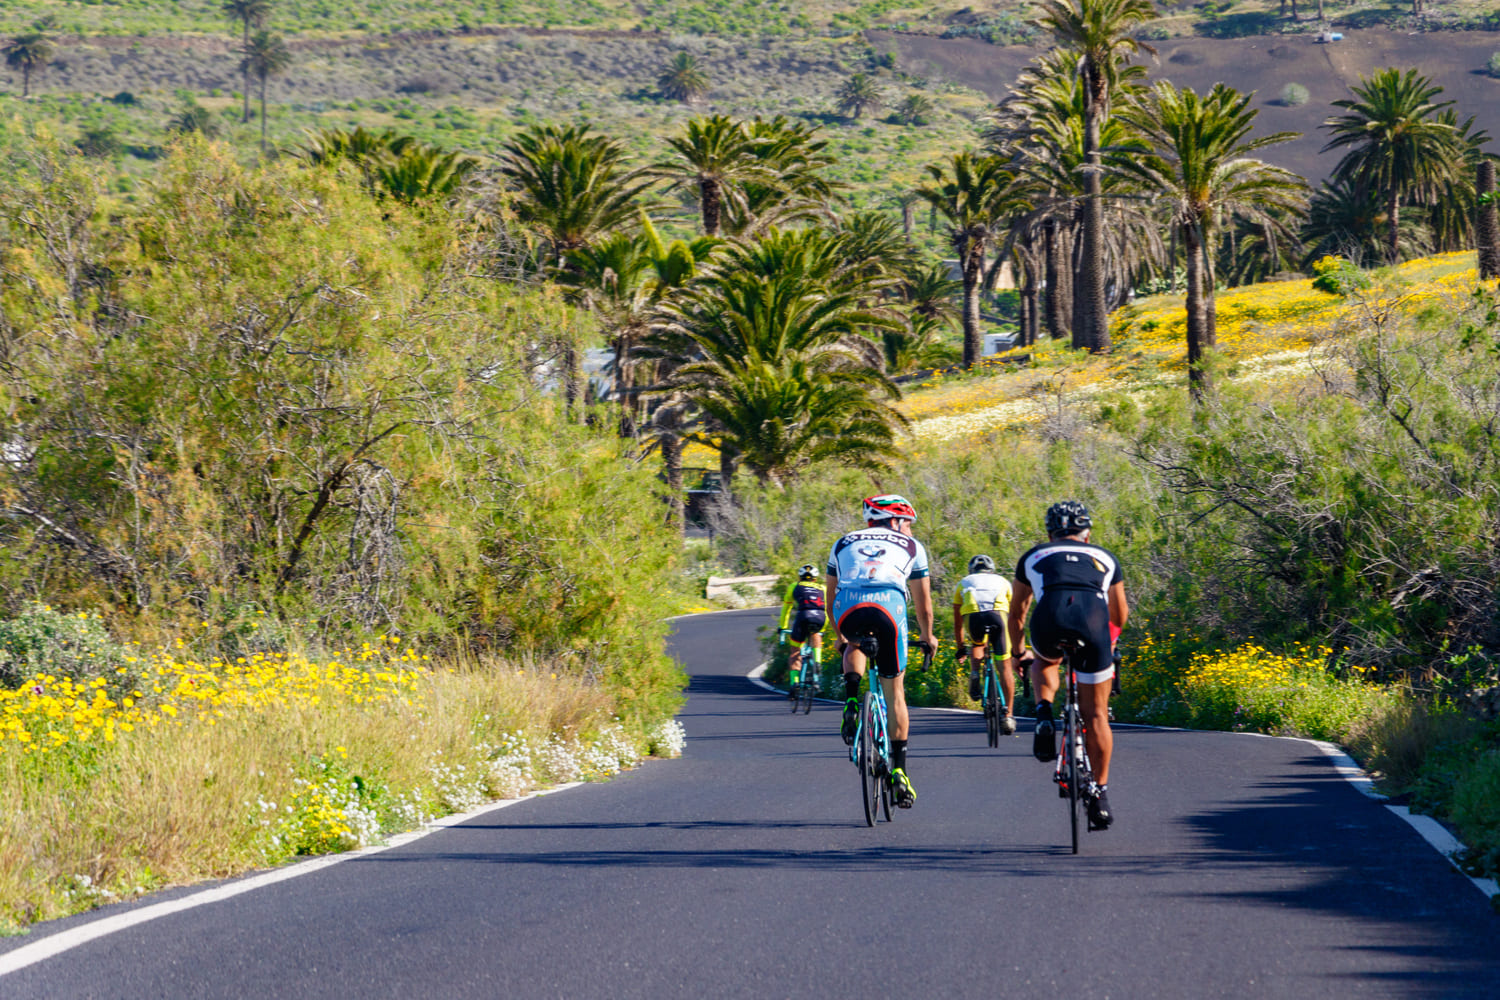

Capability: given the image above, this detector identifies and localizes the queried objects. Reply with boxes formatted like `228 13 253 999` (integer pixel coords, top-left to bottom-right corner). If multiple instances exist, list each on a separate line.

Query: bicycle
849 637 931 827
969 634 1010 748
789 640 821 715
1049 638 1096 854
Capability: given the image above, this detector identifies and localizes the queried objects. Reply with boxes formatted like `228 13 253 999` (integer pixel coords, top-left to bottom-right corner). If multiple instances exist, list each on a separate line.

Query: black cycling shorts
836 604 902 679
789 610 826 644
965 610 1007 649
1028 590 1115 683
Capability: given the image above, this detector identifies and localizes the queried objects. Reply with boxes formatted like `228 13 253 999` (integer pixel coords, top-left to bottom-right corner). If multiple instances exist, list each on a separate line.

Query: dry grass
0 650 661 932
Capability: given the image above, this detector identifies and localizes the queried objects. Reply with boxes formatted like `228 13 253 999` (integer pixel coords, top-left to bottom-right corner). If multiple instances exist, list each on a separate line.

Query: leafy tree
372 147 480 206
1033 0 1159 353
299 125 415 167
3 17 57 99
917 152 1015 367
1320 68 1461 265
76 128 122 159
723 115 842 236
656 52 710 104
1116 82 1304 400
241 29 292 154
835 72 884 120
222 0 273 123
1301 176 1424 265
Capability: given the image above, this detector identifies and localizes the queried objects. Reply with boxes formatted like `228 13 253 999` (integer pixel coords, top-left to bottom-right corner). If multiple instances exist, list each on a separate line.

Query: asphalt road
3 607 1496 999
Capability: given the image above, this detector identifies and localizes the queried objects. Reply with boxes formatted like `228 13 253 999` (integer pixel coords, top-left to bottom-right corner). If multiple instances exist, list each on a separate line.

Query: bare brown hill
872 26 1500 182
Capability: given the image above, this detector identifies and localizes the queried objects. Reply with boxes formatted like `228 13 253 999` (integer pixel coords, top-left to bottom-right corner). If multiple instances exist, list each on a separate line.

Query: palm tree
1424 112 1492 254
722 116 842 236
372 147 481 205
653 115 767 236
1320 68 1461 265
1033 0 1159 353
1116 82 1305 400
300 125 415 167
222 0 274 123
917 152 1015 367
4 17 57 98
1301 176 1422 266
497 124 655 261
1479 160 1500 281
892 94 934 126
835 73 884 120
657 52 710 104
241 29 292 154
166 98 222 138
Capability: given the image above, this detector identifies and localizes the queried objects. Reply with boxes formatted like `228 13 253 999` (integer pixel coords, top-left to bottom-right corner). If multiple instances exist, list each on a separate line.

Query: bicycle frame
1052 643 1094 854
978 633 1008 748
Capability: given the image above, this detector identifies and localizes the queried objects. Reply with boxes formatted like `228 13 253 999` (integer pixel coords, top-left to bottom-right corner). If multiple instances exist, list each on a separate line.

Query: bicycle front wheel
859 696 880 827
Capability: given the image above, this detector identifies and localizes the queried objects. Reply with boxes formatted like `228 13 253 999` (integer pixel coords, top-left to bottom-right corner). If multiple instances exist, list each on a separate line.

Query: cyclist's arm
823 573 837 622
910 575 935 646
1007 581 1033 658
777 583 795 631
952 598 966 649
1107 581 1129 632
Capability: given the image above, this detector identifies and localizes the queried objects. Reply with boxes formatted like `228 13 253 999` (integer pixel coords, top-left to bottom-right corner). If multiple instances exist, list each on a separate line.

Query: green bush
1310 253 1369 295
0 602 132 688
1452 745 1500 877
1487 52 1500 79
1278 82 1310 106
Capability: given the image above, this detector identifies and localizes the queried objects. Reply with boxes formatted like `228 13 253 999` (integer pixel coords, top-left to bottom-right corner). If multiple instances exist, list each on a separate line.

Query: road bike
1051 638 1096 854
849 638 931 827
788 640 821 715
970 633 1010 748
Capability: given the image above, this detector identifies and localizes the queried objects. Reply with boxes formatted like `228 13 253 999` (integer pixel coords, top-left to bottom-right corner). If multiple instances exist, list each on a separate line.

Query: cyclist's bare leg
788 648 803 683
809 632 822 668
842 642 868 681
1000 658 1016 716
1030 656 1061 707
1078 680 1112 785
880 672 910 741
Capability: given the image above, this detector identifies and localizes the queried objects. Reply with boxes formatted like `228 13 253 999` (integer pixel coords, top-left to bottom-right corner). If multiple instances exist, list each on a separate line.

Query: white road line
0 783 584 978
746 661 1499 903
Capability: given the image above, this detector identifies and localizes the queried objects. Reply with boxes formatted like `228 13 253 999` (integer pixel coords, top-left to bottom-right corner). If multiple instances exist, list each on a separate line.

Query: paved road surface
3 607 1496 998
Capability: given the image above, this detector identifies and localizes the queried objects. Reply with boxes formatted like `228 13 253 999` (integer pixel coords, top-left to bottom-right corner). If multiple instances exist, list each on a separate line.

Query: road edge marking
0 782 585 978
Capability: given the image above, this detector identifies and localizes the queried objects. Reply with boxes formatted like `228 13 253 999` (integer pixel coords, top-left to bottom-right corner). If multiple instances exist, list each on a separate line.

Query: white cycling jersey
826 526 930 593
955 572 1012 615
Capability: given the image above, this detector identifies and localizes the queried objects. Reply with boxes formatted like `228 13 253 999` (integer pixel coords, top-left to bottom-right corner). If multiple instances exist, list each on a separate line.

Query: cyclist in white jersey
825 494 935 808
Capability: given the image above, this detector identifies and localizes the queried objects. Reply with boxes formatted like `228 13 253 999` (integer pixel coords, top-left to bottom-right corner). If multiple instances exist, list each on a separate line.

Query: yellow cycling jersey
954 571 1013 616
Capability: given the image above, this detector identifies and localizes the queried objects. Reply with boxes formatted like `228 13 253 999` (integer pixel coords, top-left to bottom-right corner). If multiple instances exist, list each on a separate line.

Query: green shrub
1451 745 1500 877
1278 82 1310 106
1487 52 1500 79
0 602 132 688
1310 254 1369 295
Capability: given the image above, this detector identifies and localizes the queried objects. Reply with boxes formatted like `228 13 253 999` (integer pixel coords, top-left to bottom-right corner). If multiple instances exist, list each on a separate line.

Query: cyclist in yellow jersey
778 564 827 694
953 554 1017 734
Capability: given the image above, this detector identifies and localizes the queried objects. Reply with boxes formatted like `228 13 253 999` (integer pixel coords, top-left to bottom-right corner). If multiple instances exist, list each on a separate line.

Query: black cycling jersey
1014 539 1125 600
789 583 825 612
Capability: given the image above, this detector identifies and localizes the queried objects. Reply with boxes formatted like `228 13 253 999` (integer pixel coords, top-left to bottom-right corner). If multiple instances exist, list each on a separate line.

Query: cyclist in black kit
1007 501 1129 829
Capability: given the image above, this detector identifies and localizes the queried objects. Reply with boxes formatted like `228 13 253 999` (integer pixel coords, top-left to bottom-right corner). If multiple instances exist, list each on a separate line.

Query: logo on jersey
854 543 886 580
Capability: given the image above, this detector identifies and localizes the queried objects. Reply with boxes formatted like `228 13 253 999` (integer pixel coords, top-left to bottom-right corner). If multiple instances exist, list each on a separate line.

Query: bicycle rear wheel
984 659 1000 748
1065 706 1081 854
859 696 880 827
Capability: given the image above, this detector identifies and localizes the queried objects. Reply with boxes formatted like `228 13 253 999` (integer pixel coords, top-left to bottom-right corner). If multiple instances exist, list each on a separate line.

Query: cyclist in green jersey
778 564 827 694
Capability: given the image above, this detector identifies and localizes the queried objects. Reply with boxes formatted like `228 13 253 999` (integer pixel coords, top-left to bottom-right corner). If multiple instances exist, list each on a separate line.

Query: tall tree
241 29 292 154
3 17 57 99
1479 160 1500 281
497 124 655 260
1117 82 1305 401
1320 68 1460 265
222 0 274 123
917 152 1014 368
656 52 710 104
723 115 842 236
653 115 767 237
1033 0 1158 353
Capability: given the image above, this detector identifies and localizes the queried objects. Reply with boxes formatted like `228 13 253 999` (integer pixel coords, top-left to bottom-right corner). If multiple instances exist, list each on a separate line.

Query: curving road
2 607 1496 998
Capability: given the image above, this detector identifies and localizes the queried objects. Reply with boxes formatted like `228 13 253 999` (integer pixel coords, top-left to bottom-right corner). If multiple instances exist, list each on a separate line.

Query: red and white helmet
863 494 917 523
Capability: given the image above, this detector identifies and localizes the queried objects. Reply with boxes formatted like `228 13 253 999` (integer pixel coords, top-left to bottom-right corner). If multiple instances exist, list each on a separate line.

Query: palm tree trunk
1387 186 1401 265
718 443 737 498
22 66 31 99
1078 102 1111 353
659 406 685 532
242 21 252 122
1021 258 1039 348
1185 222 1213 402
1477 160 1500 280
1044 219 1066 340
700 177 721 236
260 74 269 154
962 244 984 367
901 202 914 239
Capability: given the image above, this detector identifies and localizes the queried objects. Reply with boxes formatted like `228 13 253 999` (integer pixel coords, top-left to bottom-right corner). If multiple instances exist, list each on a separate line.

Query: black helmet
1045 500 1092 537
798 564 818 581
968 554 996 574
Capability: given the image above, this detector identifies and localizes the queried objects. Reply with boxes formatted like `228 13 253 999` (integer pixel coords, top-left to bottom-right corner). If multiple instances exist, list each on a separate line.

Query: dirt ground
873 26 1500 182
